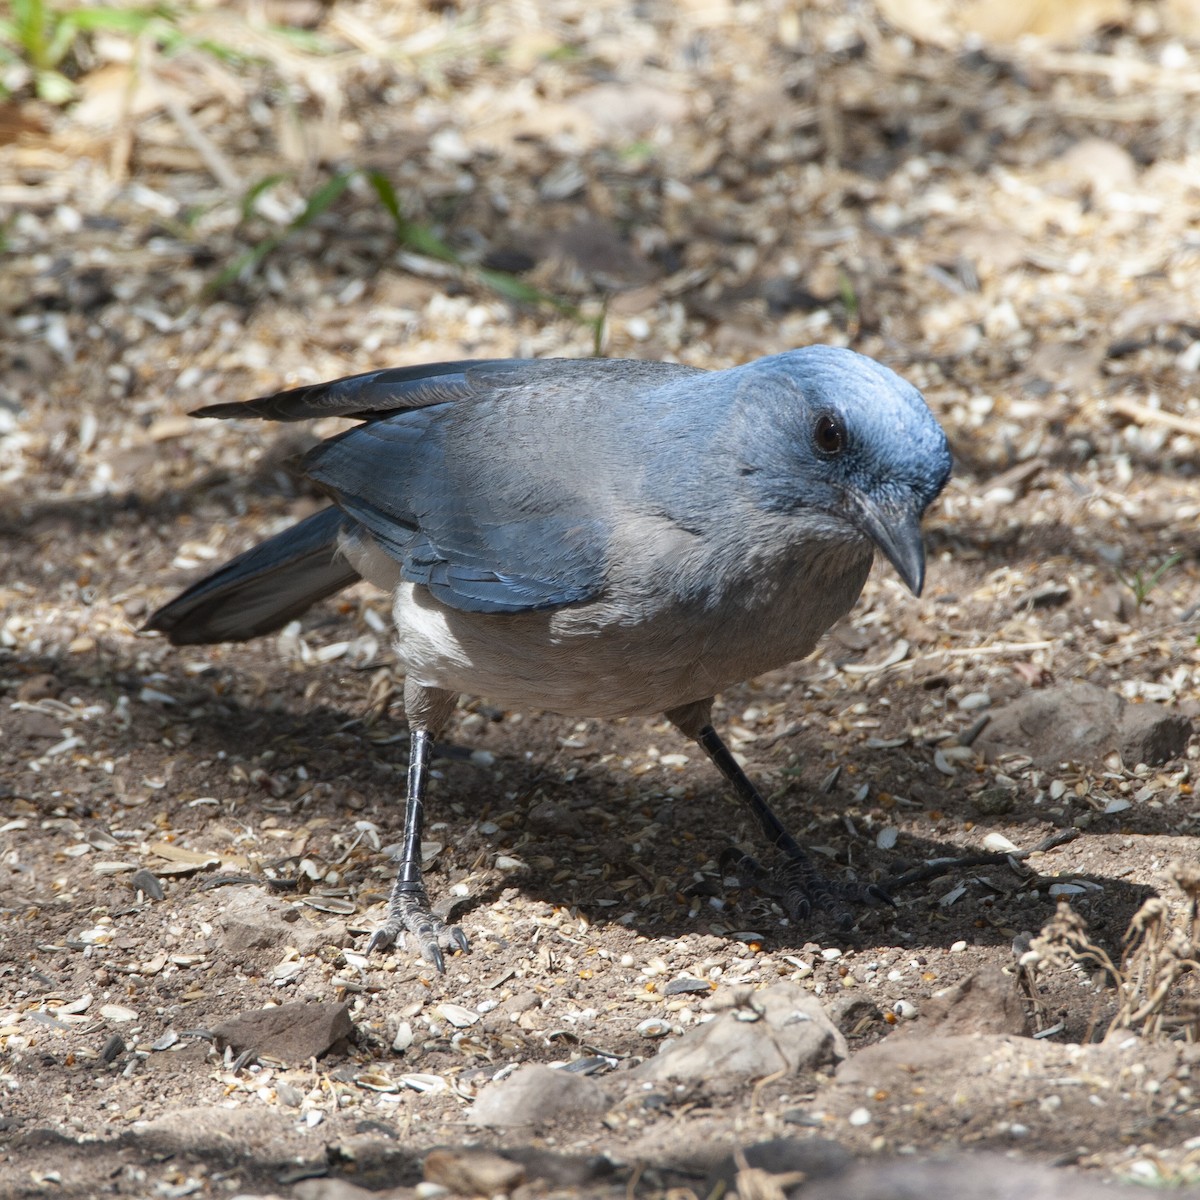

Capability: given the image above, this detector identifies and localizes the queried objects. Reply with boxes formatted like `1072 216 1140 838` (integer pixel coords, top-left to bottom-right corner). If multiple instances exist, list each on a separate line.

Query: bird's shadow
5 643 1163 963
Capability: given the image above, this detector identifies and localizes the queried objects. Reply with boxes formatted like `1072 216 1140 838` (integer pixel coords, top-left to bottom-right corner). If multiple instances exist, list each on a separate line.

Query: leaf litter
2 0 1200 1195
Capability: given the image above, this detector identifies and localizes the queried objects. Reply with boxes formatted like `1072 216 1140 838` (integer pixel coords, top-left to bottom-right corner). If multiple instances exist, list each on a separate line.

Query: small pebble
424 1148 525 1196
848 1107 872 1126
1127 1160 1162 1182
664 977 712 995
950 940 968 952
893 1000 918 1020
982 832 1019 853
637 1018 672 1038
435 1003 479 1028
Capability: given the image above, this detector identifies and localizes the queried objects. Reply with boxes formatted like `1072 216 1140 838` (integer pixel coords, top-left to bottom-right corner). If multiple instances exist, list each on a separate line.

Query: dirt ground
3 1 1200 1196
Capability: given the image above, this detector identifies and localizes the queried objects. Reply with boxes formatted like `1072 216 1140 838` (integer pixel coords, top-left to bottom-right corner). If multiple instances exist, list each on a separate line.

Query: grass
208 167 604 344
1120 551 1183 610
1023 862 1200 1043
3 3 604 343
0 0 337 103
0 0 170 102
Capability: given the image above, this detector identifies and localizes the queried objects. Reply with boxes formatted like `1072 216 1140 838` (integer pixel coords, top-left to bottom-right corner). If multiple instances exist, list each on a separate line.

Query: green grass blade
68 7 170 34
289 169 356 227
208 170 356 296
239 173 290 222
363 169 456 262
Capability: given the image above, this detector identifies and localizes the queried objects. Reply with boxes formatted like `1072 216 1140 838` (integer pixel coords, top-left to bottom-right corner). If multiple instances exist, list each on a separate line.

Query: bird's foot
720 847 893 930
366 883 469 972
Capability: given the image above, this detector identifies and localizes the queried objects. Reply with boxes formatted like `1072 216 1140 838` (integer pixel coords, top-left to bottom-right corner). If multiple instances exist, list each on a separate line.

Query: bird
146 347 952 971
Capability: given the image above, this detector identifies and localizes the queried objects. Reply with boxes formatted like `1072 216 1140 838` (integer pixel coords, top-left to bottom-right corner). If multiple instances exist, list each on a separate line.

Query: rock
129 1103 294 1155
219 887 343 960
424 1148 525 1195
210 1001 353 1064
294 1180 412 1200
526 800 585 838
568 82 689 139
218 887 300 957
466 1065 607 1128
1119 702 1193 769
972 785 1016 817
15 673 61 702
1049 137 1138 201
837 1033 1027 1091
894 967 1030 1037
480 989 542 1032
10 708 63 740
976 681 1192 769
294 1181 400 1200
631 983 846 1088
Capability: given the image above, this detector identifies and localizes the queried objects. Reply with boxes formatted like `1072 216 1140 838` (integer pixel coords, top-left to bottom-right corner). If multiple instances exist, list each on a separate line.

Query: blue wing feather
199 357 703 615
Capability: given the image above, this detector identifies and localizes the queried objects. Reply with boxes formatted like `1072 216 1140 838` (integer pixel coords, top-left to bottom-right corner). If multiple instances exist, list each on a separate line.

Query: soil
2 1 1200 1197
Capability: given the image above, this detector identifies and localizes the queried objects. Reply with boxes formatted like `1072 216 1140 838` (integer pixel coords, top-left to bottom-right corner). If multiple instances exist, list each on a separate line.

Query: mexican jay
147 347 953 969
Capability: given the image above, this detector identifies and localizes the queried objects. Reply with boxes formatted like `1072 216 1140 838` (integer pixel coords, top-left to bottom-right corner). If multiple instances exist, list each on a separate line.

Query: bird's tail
145 506 362 644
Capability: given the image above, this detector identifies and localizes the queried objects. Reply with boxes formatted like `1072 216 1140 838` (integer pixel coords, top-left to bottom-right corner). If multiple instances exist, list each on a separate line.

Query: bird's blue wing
302 403 609 614
198 355 705 615
195 359 572 421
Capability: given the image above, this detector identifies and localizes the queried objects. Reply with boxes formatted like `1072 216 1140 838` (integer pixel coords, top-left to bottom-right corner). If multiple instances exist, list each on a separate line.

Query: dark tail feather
145 507 361 644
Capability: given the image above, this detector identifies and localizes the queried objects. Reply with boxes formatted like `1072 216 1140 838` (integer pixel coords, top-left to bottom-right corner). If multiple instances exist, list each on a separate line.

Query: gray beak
853 494 927 596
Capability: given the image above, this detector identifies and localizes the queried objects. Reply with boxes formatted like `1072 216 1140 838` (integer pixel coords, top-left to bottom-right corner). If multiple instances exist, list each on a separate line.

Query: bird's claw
367 888 470 972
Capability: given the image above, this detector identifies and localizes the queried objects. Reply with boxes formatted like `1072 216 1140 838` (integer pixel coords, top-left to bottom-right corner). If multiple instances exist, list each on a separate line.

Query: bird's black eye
813 413 846 456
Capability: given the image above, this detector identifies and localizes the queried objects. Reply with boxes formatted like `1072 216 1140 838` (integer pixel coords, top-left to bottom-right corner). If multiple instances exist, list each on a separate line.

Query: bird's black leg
694 724 890 928
366 726 469 970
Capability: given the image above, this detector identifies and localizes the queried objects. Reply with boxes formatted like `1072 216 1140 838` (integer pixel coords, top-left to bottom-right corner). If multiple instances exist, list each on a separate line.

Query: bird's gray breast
390 522 874 720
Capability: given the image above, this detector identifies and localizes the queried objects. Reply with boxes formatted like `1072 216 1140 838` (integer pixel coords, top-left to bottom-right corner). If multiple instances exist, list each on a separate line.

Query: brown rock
837 1033 1017 1090
632 983 847 1088
897 967 1030 1037
210 1001 353 1064
976 681 1192 769
424 1148 525 1195
527 800 585 838
15 673 61 702
1120 702 1194 769
10 708 63 739
466 1065 607 1128
218 886 342 960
